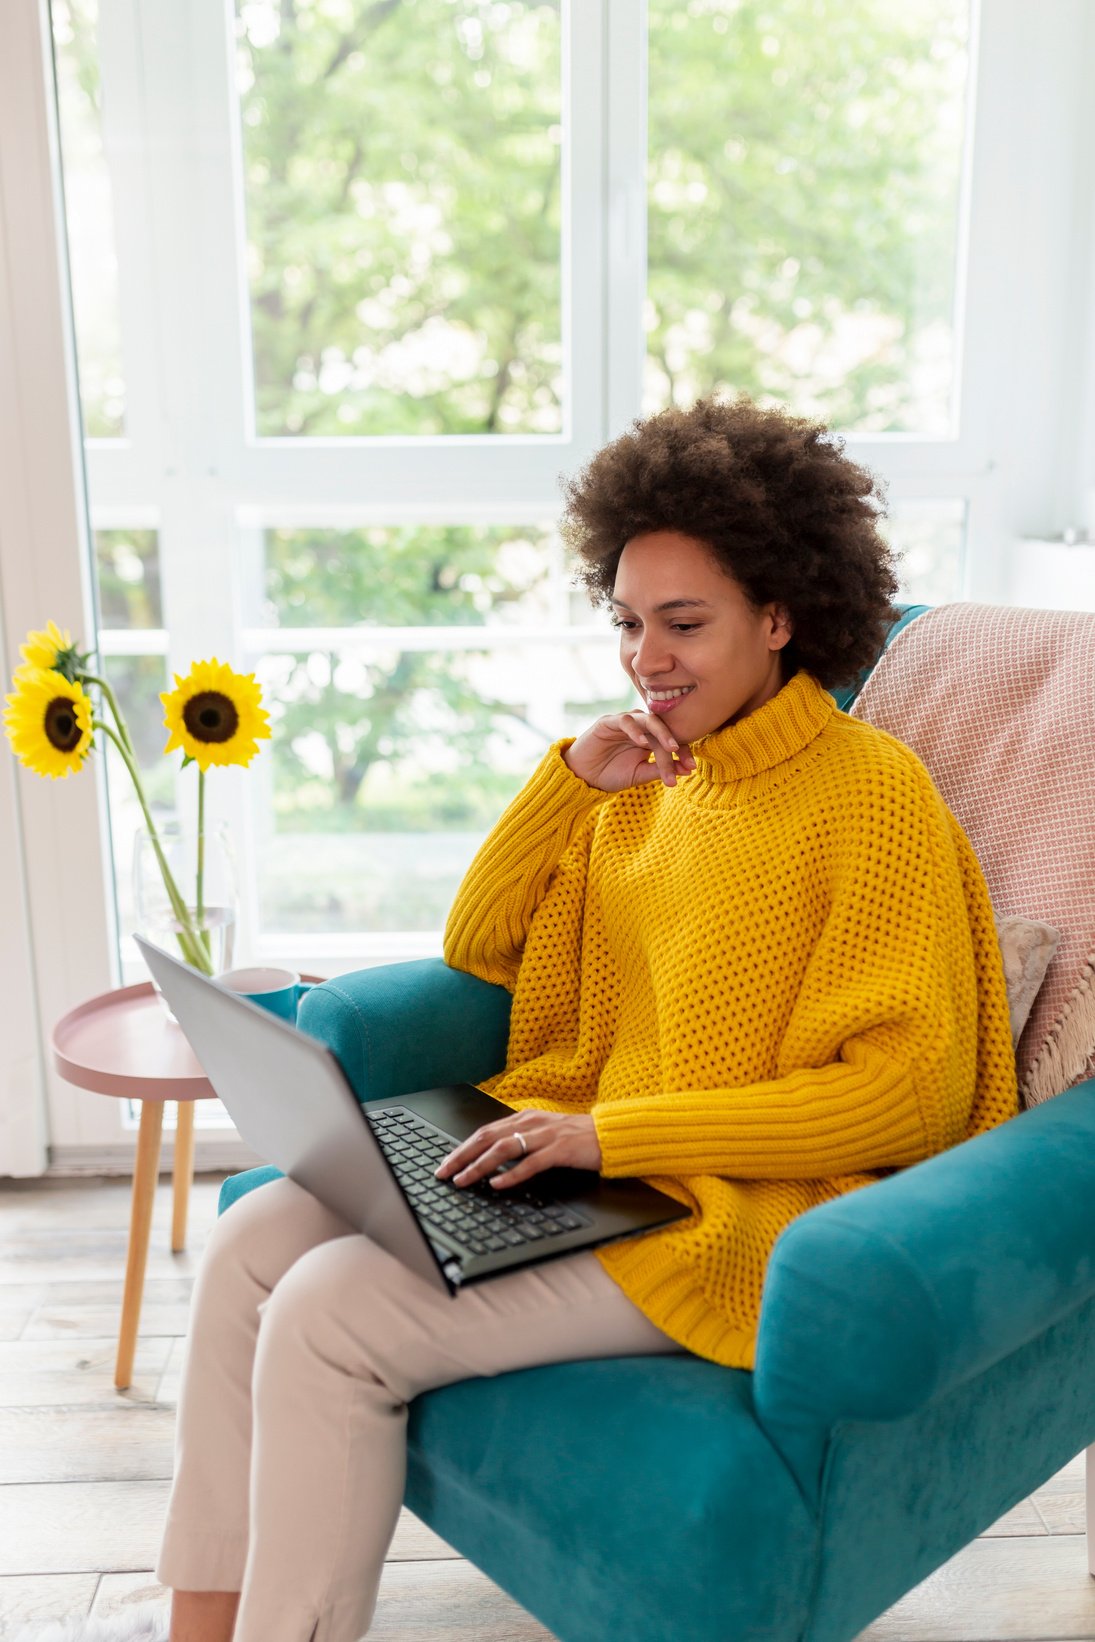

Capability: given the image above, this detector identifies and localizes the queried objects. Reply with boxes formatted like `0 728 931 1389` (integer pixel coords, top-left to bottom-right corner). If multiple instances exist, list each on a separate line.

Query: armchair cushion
403 1355 818 1642
295 956 511 1103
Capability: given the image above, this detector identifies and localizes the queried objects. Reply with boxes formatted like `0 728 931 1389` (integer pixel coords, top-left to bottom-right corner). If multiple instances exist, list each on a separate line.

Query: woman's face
609 530 794 741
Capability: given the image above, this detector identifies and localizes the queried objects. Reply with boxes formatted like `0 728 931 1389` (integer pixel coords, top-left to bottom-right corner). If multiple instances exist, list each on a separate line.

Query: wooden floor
0 1177 1092 1642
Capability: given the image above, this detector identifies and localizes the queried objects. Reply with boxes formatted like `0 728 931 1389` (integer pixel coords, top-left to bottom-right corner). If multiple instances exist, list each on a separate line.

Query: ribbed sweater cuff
591 1062 928 1181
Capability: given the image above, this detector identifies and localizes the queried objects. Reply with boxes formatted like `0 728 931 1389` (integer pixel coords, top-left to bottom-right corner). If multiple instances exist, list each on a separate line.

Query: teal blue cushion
219 1164 283 1213
404 1355 817 1642
295 956 511 1105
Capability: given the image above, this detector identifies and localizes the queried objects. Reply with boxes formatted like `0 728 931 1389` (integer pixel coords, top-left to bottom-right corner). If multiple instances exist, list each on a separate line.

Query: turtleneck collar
683 668 835 784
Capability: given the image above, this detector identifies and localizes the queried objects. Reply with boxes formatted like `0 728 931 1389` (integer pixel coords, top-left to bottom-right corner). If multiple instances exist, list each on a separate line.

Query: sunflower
16 620 95 684
161 658 271 771
3 667 94 779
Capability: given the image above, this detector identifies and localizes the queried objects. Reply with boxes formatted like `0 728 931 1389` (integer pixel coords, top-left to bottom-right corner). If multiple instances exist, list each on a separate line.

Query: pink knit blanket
849 601 1095 1108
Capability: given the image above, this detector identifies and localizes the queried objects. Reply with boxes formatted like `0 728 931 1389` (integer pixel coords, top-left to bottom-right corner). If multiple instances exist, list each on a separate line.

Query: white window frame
3 0 1094 1170
89 0 610 992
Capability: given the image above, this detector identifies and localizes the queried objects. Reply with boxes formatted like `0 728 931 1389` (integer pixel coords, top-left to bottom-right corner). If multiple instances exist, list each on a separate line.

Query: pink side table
51 975 324 1390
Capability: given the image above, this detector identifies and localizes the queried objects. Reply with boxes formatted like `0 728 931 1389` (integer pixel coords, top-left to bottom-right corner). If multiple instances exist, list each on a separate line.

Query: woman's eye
609 619 700 633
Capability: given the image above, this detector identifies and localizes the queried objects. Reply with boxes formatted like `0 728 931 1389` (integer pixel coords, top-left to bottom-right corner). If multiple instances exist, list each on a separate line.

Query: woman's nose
631 631 673 675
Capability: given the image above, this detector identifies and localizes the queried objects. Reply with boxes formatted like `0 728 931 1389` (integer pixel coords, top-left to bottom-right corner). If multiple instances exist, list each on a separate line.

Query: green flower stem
82 672 137 764
92 719 213 975
195 767 212 965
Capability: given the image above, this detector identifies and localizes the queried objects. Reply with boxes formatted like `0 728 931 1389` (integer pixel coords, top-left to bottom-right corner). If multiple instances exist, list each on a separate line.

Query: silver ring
514 1131 528 1157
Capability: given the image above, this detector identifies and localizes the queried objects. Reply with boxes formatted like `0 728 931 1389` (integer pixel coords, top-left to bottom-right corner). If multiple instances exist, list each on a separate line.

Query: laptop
135 935 691 1297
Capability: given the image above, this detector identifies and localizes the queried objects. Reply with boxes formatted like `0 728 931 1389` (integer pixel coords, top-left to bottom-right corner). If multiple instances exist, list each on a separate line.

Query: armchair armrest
752 1076 1095 1504
296 958 512 1104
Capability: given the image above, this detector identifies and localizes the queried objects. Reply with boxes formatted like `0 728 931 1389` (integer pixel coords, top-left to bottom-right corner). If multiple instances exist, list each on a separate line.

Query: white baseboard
44 1141 268 1178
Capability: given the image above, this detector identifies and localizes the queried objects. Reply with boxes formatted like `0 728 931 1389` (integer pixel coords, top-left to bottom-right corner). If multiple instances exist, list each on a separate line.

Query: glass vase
134 819 238 1020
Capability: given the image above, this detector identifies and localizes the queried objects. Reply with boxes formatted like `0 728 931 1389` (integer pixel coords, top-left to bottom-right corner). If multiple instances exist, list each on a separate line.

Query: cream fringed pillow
994 915 1062 1049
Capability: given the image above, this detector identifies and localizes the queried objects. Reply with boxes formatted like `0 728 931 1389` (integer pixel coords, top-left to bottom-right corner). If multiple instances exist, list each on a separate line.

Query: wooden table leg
116 1098 164 1391
172 1099 195 1253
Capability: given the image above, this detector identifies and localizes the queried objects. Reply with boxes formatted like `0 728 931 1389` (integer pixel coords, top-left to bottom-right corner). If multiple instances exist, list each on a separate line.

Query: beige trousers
155 1174 686 1642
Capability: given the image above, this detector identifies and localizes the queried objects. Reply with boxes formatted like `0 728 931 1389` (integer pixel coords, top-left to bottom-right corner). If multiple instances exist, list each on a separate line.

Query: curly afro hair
559 394 903 692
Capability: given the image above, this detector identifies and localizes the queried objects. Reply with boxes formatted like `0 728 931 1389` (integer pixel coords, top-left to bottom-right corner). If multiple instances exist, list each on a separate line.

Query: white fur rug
6 1602 169 1642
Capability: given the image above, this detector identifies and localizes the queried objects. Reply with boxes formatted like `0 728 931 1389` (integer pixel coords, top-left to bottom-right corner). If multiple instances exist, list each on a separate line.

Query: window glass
91 529 170 941
645 0 971 433
253 637 631 933
251 523 557 628
94 528 164 627
884 498 967 604
234 0 563 437
98 654 174 931
50 0 127 437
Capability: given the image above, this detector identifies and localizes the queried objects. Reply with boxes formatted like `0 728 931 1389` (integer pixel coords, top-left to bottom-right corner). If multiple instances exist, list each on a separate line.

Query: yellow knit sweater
442 667 1020 1370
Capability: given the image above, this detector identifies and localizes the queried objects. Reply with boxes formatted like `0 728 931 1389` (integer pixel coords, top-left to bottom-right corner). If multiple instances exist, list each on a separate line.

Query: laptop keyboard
368 1106 591 1257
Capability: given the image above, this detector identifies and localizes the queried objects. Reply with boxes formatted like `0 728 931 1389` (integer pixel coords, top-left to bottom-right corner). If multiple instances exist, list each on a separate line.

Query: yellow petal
3 667 93 779
159 657 271 770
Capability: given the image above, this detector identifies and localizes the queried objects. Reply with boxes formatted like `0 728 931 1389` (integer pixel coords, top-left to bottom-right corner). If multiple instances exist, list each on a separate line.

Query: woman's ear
770 604 794 649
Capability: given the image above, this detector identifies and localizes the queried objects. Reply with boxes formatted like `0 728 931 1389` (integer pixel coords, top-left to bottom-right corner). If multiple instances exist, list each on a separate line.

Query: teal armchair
218 603 1095 1641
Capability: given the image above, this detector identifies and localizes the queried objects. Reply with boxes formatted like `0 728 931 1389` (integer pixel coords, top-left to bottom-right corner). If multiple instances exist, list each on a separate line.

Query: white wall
0 0 119 1175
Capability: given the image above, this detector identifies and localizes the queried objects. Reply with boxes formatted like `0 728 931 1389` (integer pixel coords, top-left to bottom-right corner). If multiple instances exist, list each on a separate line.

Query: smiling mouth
644 684 696 716
645 685 696 703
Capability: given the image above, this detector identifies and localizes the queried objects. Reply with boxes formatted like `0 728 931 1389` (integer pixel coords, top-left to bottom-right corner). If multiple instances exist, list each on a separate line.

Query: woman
156 395 1019 1642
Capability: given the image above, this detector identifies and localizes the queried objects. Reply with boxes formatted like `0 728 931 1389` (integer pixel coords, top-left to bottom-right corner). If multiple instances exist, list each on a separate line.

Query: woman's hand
434 1110 602 1191
563 710 696 791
